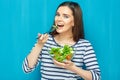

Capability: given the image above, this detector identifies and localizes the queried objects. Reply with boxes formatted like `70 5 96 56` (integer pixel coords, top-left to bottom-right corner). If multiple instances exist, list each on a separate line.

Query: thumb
63 60 71 64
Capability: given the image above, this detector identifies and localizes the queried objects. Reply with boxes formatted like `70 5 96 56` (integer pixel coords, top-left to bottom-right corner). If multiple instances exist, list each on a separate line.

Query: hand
53 59 76 71
37 33 49 45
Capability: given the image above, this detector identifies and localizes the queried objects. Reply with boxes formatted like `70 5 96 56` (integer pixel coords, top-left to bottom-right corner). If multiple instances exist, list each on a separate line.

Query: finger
53 59 65 66
39 34 44 40
63 60 70 63
44 33 47 36
38 33 41 36
44 34 49 41
37 33 48 40
41 34 46 41
43 33 47 39
63 60 72 65
36 33 41 39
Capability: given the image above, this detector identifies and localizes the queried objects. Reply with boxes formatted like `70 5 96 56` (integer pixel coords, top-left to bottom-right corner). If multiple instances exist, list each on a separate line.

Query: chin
56 30 65 34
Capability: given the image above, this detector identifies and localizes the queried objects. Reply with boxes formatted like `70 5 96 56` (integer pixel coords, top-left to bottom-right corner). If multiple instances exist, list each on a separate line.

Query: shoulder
76 39 93 47
78 39 91 44
47 34 53 41
45 34 55 44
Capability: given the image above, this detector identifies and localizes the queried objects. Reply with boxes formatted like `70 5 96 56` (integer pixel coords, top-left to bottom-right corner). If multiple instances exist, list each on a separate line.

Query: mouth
57 24 64 28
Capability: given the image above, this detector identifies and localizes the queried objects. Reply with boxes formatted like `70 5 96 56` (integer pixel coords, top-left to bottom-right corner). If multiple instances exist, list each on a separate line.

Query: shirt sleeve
22 54 41 73
22 45 42 73
22 57 34 73
83 41 101 80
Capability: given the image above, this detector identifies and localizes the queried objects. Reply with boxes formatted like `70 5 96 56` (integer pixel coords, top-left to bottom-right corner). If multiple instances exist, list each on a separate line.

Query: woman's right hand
26 33 49 69
37 33 49 46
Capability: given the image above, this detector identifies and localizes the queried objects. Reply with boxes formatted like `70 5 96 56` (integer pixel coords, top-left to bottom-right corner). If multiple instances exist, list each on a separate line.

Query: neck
58 32 73 40
55 33 75 46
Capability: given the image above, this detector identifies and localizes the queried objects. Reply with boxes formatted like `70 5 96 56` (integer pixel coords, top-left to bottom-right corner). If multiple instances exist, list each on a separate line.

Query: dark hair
50 1 84 42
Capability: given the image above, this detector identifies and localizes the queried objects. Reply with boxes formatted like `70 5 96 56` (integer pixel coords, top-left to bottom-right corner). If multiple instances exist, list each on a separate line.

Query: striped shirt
23 34 101 80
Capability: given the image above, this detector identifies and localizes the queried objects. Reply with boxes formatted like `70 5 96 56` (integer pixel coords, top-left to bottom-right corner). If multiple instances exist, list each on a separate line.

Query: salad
49 45 74 62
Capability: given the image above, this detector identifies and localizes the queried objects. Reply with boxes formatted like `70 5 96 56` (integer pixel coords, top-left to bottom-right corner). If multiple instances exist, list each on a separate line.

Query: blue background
0 0 120 80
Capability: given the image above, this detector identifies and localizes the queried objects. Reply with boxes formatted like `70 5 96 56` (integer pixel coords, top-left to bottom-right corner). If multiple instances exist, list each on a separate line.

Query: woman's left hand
53 59 76 71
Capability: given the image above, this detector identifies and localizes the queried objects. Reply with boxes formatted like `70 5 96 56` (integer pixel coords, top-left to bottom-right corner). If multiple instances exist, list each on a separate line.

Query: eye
56 13 60 17
64 14 69 18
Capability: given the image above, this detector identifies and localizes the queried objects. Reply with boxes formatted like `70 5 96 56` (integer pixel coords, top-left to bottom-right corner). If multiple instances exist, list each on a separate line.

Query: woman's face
55 6 74 34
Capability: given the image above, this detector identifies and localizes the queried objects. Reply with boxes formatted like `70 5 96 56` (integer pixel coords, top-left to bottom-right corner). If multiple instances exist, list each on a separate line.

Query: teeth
57 23 63 25
57 24 62 25
57 24 64 26
56 23 64 27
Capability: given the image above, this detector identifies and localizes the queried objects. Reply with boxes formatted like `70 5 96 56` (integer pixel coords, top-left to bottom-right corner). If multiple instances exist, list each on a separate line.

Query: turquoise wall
0 0 120 80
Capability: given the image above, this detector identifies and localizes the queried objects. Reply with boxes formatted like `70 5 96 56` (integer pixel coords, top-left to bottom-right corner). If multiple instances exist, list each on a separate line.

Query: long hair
50 1 84 42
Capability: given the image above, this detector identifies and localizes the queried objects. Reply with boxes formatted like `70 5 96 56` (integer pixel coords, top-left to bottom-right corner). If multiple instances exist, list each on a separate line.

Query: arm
83 41 101 80
69 64 92 80
53 60 92 80
53 41 101 80
27 43 43 68
22 33 49 73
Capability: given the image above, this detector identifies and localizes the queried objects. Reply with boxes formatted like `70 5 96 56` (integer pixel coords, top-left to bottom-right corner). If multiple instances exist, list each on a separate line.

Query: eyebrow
56 12 71 16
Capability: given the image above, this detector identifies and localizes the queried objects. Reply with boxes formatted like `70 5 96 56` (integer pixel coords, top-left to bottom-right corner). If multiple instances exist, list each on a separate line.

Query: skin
27 33 49 68
27 6 92 80
54 6 75 46
55 6 74 34
53 6 92 80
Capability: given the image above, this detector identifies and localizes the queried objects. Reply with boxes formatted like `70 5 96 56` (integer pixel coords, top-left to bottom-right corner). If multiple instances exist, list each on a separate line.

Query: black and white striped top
23 35 101 80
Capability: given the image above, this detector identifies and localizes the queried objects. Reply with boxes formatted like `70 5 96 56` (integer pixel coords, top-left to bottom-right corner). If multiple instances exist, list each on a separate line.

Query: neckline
51 35 79 48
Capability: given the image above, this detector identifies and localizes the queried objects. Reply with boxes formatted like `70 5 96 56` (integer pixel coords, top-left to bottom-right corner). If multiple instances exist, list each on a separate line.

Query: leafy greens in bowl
49 45 74 62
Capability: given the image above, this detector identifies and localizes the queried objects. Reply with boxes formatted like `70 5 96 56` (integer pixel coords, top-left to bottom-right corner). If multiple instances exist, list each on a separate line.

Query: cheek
66 18 74 26
71 18 74 26
67 20 74 26
54 18 57 23
54 17 58 23
71 20 74 26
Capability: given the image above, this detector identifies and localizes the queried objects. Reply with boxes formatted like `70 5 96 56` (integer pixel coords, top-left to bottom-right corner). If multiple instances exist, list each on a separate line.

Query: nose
57 16 63 21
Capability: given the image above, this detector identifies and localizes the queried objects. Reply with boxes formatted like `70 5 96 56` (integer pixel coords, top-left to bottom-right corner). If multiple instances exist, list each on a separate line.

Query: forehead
57 6 73 15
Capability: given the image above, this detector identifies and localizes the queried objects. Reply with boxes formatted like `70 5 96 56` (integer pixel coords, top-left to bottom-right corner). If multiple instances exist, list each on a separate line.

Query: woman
23 1 101 80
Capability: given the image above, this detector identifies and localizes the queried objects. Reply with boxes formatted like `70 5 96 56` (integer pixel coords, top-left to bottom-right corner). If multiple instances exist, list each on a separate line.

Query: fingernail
63 60 67 62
